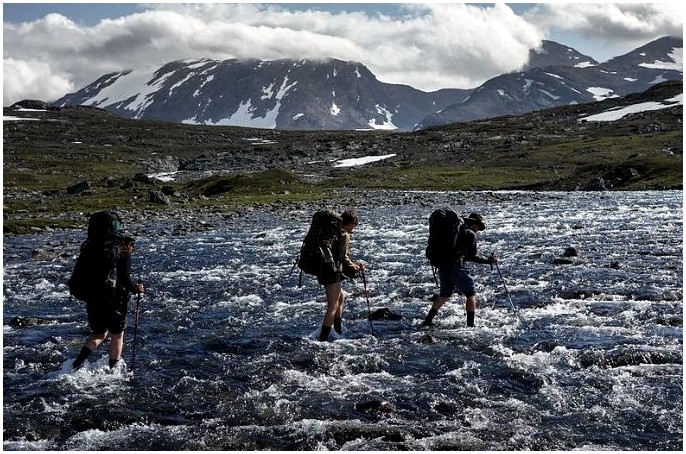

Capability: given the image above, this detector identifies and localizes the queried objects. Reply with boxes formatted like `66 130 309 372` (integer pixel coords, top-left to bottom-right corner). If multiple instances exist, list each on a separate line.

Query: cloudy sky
2 2 684 106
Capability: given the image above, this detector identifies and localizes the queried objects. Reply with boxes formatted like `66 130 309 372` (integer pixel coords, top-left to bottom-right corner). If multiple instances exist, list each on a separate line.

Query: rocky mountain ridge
50 37 682 131
418 36 683 128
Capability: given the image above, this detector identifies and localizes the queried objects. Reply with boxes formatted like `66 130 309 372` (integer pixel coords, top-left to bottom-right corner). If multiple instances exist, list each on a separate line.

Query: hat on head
464 212 486 230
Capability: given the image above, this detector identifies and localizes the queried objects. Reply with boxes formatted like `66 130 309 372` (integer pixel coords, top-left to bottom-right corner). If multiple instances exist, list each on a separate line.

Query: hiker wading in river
72 236 144 370
318 210 365 341
423 212 497 328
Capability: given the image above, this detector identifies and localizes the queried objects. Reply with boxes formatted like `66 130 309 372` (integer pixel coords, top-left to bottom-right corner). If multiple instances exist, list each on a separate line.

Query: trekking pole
493 259 517 312
131 280 143 375
361 270 375 336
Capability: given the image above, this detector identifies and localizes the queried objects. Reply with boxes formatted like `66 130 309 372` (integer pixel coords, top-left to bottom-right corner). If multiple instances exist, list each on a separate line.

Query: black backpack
87 210 124 244
426 208 466 268
295 209 343 277
68 211 124 302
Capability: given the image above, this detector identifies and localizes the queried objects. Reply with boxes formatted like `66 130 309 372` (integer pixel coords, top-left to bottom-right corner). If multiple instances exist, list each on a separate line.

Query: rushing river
3 191 682 450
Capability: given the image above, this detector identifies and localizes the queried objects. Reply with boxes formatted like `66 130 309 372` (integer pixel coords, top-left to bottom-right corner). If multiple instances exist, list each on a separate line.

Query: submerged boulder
8 316 53 327
354 399 395 415
369 308 402 321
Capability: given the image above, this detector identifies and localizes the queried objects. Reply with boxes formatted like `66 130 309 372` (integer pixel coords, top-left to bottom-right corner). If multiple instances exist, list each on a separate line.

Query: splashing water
3 191 682 450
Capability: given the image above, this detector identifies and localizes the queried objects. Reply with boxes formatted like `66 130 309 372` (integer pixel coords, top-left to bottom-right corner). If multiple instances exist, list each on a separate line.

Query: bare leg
422 296 449 326
109 332 124 366
432 296 449 311
323 282 342 327
86 332 108 351
320 282 342 340
334 289 347 334
73 332 108 369
423 295 476 327
466 295 477 327
335 289 346 318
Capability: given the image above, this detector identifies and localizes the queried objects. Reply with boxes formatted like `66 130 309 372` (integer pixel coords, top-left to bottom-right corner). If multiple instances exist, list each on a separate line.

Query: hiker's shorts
86 299 127 335
317 268 341 286
438 267 476 298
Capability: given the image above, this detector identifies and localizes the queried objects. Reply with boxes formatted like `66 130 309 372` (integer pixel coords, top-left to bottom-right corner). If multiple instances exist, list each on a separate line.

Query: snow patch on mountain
331 102 341 116
367 105 396 130
87 70 163 117
333 154 396 168
587 86 618 101
193 75 214 97
186 75 298 128
639 47 683 71
540 89 560 100
580 93 683 122
261 83 276 100
544 72 564 80
169 73 197 97
3 116 41 121
184 58 214 70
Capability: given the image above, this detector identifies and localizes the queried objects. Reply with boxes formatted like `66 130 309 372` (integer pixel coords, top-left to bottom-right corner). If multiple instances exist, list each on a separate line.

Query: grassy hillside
3 81 682 234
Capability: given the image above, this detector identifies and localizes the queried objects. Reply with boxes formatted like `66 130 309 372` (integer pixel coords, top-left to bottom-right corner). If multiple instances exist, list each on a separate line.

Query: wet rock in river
354 399 396 415
553 246 579 265
563 247 578 257
369 308 402 321
8 316 54 327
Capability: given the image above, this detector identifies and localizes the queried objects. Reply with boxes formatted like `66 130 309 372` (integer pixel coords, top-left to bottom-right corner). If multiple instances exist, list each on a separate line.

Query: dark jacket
114 251 138 303
454 228 490 267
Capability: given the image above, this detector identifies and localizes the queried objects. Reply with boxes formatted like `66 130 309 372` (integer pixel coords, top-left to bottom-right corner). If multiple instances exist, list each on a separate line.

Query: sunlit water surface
3 191 682 450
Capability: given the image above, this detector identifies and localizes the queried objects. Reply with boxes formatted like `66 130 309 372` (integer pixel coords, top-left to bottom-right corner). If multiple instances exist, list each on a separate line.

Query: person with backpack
423 212 496 328
317 210 365 341
71 212 144 370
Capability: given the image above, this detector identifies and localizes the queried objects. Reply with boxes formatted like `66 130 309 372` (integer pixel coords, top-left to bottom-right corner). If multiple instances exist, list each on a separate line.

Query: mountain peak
54 37 682 131
524 40 598 70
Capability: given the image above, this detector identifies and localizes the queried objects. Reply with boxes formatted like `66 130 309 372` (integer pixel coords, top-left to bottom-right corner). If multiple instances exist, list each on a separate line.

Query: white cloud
2 3 683 106
3 58 74 104
523 3 684 60
525 3 683 39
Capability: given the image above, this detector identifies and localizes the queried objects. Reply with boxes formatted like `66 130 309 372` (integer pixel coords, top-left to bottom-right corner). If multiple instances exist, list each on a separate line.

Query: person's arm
118 252 138 293
338 232 363 277
462 231 492 265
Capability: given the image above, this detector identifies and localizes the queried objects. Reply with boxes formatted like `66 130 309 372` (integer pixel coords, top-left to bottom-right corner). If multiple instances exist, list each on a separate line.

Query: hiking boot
319 325 332 342
422 308 438 327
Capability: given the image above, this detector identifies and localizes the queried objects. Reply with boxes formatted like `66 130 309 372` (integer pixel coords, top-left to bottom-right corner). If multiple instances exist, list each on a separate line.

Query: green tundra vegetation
3 81 682 234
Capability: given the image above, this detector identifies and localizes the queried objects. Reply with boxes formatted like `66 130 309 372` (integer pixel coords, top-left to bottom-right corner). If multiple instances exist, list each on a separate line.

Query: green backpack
295 209 343 278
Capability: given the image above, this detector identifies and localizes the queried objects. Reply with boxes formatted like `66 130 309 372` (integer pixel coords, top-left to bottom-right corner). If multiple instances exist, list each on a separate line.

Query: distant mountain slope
53 37 682 131
54 58 470 131
417 36 682 129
